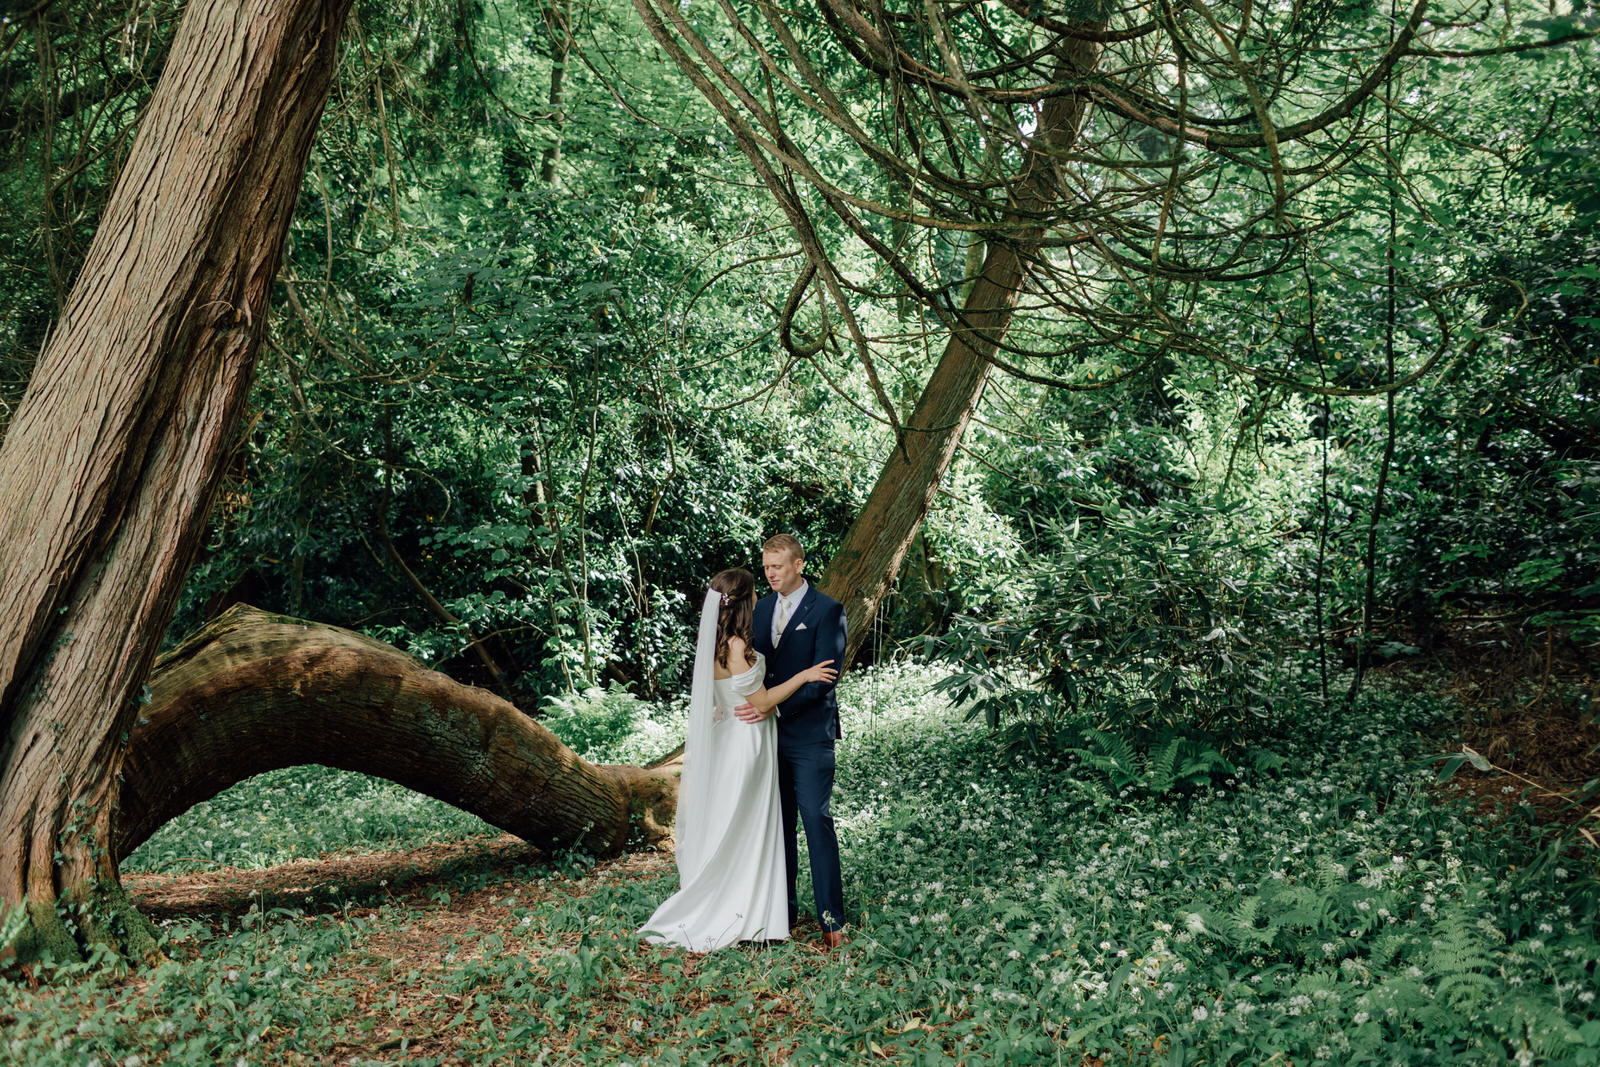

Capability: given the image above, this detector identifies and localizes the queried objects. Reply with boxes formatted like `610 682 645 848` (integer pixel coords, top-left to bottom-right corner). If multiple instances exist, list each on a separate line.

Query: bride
639 568 837 952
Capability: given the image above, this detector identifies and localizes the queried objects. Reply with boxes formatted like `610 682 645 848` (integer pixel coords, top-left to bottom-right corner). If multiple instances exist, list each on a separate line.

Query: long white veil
672 588 721 886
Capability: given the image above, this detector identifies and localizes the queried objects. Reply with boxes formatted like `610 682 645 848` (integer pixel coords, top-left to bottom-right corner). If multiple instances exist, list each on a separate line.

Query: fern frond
1093 729 1138 774
1368 930 1410 967
1145 737 1181 794
1425 908 1494 977
1070 729 1142 792
1517 1002 1584 1059
1436 971 1496 1014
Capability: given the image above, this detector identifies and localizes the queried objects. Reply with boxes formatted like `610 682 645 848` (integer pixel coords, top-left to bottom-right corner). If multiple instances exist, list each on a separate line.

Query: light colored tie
774 596 793 644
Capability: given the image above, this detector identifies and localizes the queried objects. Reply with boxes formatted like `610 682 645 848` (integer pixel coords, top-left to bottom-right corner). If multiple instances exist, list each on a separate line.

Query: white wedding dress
640 593 789 951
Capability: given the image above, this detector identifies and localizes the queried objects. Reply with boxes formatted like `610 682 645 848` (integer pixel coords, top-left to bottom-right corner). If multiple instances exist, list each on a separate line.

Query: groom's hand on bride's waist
733 702 772 724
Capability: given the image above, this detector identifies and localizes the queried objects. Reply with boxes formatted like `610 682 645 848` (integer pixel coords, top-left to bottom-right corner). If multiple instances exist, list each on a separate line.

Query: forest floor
120 841 863 1064
1382 627 1599 833
126 840 735 1064
3 659 1598 1066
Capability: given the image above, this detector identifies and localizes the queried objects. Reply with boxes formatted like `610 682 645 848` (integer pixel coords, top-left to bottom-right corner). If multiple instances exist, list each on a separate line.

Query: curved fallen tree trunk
114 605 679 865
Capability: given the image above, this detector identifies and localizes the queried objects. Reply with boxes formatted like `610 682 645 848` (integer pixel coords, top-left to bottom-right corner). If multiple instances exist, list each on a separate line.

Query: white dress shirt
771 581 808 645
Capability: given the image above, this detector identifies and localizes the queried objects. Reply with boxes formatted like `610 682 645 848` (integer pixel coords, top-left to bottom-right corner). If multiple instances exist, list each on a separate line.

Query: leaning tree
0 0 699 966
0 0 361 961
114 606 678 870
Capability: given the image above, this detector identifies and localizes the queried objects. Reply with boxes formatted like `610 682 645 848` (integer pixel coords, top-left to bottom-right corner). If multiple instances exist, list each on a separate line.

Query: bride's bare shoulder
714 636 749 679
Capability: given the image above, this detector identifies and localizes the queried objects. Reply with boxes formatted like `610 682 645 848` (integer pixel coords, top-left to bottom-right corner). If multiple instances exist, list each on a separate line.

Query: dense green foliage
6 665 1597 1064
165 0 895 700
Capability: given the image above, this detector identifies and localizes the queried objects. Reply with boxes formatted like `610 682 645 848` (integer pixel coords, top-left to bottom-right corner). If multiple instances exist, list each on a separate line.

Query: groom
736 533 848 948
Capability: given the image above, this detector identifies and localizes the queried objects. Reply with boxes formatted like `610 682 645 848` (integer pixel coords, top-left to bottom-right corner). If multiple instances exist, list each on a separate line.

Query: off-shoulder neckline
715 652 764 681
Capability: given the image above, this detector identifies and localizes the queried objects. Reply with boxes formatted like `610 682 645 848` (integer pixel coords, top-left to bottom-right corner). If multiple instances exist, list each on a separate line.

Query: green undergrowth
121 765 497 875
4 661 1598 1064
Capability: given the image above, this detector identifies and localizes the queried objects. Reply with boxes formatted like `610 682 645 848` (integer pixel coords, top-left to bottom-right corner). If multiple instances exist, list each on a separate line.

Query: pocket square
795 623 807 630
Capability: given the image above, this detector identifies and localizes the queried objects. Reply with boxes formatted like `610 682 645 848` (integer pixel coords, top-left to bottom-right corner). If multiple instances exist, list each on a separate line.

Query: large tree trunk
0 0 353 963
114 606 678 865
817 39 1103 662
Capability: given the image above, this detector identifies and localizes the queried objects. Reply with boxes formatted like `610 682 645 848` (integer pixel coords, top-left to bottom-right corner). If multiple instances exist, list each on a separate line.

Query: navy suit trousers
777 739 844 931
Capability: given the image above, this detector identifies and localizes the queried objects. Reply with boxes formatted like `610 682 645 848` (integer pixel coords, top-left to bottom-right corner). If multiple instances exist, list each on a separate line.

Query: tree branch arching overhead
625 0 1549 659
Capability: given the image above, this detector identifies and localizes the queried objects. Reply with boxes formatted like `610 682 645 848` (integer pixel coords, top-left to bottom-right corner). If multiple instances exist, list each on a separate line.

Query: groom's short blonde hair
763 534 805 562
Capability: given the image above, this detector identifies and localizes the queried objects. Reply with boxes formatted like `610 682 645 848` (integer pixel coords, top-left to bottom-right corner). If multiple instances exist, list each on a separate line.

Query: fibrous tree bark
0 0 354 962
114 606 678 865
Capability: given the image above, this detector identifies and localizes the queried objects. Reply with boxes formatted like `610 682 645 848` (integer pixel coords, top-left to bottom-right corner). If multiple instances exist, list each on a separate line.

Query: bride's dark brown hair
710 568 758 669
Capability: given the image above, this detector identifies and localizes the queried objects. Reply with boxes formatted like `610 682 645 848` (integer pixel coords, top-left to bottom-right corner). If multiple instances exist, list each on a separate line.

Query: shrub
540 684 685 766
930 496 1310 752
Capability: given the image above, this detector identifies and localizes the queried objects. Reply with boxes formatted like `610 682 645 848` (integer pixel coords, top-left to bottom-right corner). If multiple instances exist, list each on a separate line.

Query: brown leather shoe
820 929 848 950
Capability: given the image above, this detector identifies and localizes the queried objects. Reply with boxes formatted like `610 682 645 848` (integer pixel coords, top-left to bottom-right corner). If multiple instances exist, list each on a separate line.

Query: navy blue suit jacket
753 584 846 744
